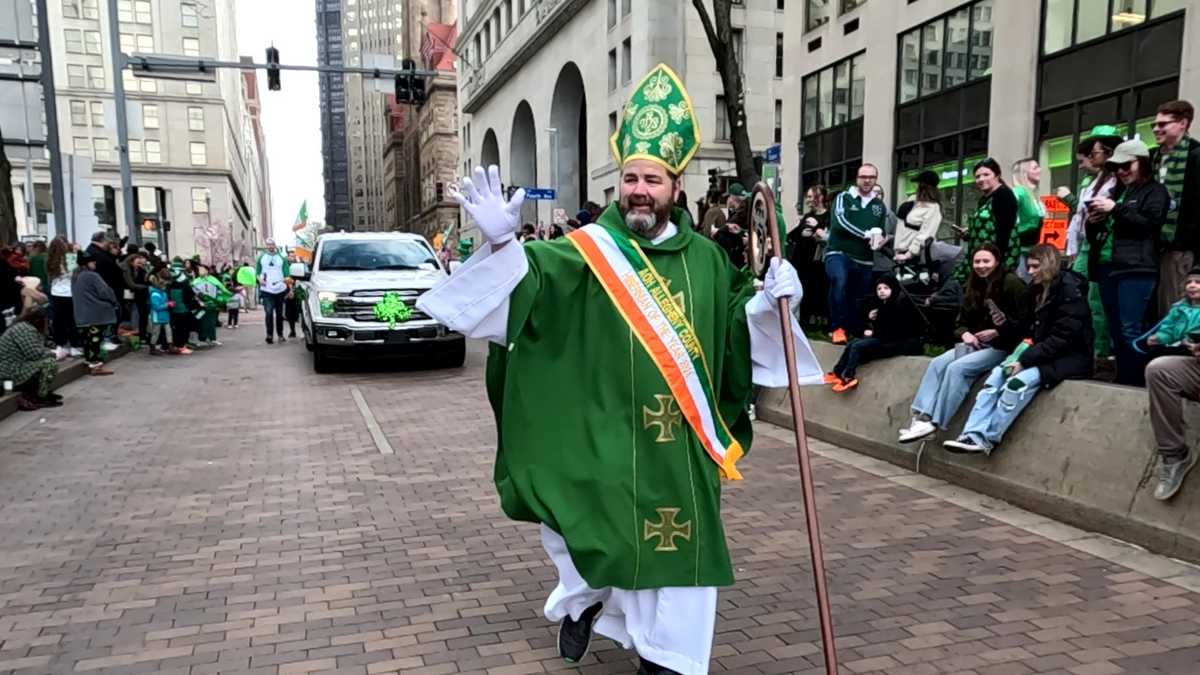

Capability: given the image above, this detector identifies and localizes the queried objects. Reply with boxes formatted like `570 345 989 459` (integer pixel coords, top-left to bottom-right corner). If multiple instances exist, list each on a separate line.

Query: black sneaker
557 601 603 664
638 657 682 675
265 337 274 344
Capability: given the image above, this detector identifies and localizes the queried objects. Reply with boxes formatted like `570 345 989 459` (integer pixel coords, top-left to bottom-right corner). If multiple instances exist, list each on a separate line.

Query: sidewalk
0 328 1197 674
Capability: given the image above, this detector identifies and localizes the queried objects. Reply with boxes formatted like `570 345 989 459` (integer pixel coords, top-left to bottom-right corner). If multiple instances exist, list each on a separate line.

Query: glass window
73 136 91 159
87 66 105 89
143 104 159 129
840 0 866 13
621 0 630 16
128 139 143 163
188 107 205 131
621 38 631 84
63 1 79 18
920 21 942 97
145 140 161 164
774 99 783 144
186 82 203 95
716 95 729 140
607 49 617 91
1111 0 1146 32
1044 0 1072 53
944 8 969 89
192 188 208 213
732 29 744 67
607 0 616 28
1076 0 1108 44
899 30 920 103
133 0 151 23
90 101 104 127
67 64 85 88
818 67 833 129
65 29 83 53
117 0 132 21
93 138 111 162
190 141 207 165
81 0 98 18
775 32 784 78
181 3 199 28
69 100 86 126
120 33 133 53
183 37 200 57
850 54 865 120
140 77 156 93
832 60 849 126
970 0 993 79
137 34 154 52
806 0 830 31
802 75 819 134
84 30 102 54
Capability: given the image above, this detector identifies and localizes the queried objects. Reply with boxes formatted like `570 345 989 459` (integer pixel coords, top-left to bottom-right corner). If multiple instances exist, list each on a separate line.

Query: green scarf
1160 135 1191 244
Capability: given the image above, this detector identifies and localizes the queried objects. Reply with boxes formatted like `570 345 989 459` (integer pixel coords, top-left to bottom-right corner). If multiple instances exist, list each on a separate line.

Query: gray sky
235 0 325 244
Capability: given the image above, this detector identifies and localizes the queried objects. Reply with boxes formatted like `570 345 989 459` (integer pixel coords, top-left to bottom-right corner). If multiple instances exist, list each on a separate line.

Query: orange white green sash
567 224 745 480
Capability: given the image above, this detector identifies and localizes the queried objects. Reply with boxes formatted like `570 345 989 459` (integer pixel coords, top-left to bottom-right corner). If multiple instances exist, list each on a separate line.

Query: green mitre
609 63 702 176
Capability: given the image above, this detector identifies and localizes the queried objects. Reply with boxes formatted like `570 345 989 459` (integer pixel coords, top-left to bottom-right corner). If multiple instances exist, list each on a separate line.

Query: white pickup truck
295 231 464 372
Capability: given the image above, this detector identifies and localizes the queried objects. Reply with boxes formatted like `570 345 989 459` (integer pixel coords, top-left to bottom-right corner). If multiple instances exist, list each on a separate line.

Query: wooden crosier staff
747 182 840 675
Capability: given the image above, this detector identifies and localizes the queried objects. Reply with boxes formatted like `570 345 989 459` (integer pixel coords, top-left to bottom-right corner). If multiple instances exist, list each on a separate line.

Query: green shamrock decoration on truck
374 291 412 329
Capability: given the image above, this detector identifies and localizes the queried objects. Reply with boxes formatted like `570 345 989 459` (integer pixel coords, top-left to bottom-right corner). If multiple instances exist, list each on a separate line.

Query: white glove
452 165 526 246
764 257 802 304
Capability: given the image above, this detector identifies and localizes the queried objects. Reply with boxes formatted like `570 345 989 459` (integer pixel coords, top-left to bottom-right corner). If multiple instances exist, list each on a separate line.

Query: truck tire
313 347 332 373
438 339 466 369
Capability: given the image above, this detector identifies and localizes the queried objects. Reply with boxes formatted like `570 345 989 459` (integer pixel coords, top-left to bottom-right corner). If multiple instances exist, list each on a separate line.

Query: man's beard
620 198 672 238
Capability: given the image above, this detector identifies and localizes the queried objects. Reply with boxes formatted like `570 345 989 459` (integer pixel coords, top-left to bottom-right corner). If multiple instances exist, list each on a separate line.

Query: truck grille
331 289 431 323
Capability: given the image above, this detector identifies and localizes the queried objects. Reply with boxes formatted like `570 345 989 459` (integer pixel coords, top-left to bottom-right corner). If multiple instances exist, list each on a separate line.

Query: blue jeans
1099 272 1155 386
911 346 1006 428
261 290 287 339
961 365 1043 451
825 253 872 333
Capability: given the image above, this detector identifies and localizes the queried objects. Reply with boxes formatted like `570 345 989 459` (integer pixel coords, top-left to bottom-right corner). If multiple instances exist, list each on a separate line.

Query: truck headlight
317 291 338 317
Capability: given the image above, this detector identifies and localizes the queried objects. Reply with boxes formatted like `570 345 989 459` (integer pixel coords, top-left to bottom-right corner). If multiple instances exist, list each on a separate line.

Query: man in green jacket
826 164 887 344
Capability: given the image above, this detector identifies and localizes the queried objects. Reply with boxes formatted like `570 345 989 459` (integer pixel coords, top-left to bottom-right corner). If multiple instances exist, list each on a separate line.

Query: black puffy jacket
1086 179 1169 278
1001 270 1093 389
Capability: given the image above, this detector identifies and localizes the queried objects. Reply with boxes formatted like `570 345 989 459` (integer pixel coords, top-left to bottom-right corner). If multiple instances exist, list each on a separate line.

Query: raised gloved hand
452 165 526 246
764 257 802 304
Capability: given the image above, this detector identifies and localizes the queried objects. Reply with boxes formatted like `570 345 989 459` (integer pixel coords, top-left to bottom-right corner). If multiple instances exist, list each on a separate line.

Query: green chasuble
485 203 756 591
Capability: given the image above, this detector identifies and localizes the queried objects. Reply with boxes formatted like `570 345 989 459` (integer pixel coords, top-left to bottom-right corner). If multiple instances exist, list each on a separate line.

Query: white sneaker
54 347 68 361
69 347 84 358
899 419 937 444
102 340 121 351
210 340 223 346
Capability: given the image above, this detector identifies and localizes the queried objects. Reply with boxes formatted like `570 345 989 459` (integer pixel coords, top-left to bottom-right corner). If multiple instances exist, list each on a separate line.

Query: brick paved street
2 325 1200 674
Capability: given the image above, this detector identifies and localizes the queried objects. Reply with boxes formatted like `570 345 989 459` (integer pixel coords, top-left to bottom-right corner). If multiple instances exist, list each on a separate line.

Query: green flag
293 201 308 230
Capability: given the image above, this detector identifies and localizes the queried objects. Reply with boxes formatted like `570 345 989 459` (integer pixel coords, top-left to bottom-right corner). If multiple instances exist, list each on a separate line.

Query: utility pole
104 0 138 244
33 0 66 237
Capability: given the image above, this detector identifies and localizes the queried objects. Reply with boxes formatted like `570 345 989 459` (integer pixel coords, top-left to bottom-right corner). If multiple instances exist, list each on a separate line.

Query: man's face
1153 113 1189 147
726 194 743 211
266 242 277 254
619 160 676 236
856 166 879 193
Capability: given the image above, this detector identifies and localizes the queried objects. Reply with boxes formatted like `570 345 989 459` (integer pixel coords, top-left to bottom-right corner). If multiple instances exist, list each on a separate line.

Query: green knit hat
609 63 701 176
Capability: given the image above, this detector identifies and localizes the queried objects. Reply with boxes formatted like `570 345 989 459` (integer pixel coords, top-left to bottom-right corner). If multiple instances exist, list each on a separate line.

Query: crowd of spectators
0 231 266 412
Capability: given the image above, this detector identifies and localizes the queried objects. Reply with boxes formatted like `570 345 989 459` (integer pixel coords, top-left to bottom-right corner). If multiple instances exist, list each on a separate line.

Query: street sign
127 55 218 82
524 187 557 201
764 144 781 163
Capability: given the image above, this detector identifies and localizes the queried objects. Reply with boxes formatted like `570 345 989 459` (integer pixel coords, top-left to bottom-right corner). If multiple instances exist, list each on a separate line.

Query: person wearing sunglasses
1087 139 1170 386
1151 100 1200 316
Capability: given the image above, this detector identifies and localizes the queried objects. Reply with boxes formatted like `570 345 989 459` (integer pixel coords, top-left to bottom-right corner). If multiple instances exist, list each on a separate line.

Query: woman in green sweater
1011 158 1047 280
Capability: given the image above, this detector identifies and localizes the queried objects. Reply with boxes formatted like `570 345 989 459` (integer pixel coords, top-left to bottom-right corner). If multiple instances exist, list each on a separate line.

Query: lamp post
204 188 213 264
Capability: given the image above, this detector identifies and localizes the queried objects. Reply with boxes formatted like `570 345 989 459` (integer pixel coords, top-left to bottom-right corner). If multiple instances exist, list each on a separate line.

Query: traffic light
435 182 445 203
395 69 412 104
266 46 281 91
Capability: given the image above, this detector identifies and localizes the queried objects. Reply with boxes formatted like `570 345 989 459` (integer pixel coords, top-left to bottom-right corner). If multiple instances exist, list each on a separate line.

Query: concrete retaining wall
758 341 1200 563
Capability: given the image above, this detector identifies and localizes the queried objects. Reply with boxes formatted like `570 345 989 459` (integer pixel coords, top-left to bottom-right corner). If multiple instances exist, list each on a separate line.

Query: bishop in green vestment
418 63 822 675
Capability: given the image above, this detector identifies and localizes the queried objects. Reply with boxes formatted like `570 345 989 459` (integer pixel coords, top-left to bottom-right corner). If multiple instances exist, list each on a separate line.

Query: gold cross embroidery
644 507 692 552
664 278 685 312
643 394 682 443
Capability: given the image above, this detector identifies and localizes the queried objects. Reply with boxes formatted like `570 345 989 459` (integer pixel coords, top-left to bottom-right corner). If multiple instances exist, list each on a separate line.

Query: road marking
351 386 394 455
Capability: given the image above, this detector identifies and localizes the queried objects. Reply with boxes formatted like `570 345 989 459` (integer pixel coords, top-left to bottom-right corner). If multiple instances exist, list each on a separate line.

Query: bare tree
691 0 759 189
0 127 17 244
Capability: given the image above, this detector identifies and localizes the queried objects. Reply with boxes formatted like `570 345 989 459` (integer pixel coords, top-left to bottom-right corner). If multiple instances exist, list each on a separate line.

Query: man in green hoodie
826 163 887 345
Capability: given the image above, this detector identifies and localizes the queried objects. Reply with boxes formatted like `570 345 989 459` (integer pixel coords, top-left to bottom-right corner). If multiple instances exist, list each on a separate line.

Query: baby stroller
879 239 964 348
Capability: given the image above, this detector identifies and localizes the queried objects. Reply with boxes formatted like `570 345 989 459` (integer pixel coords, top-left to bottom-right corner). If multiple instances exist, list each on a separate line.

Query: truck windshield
318 240 438 271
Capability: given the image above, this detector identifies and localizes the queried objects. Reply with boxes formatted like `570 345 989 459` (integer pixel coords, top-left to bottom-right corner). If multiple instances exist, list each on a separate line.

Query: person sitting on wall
824 275 924 393
942 245 1092 454
899 243 1026 444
